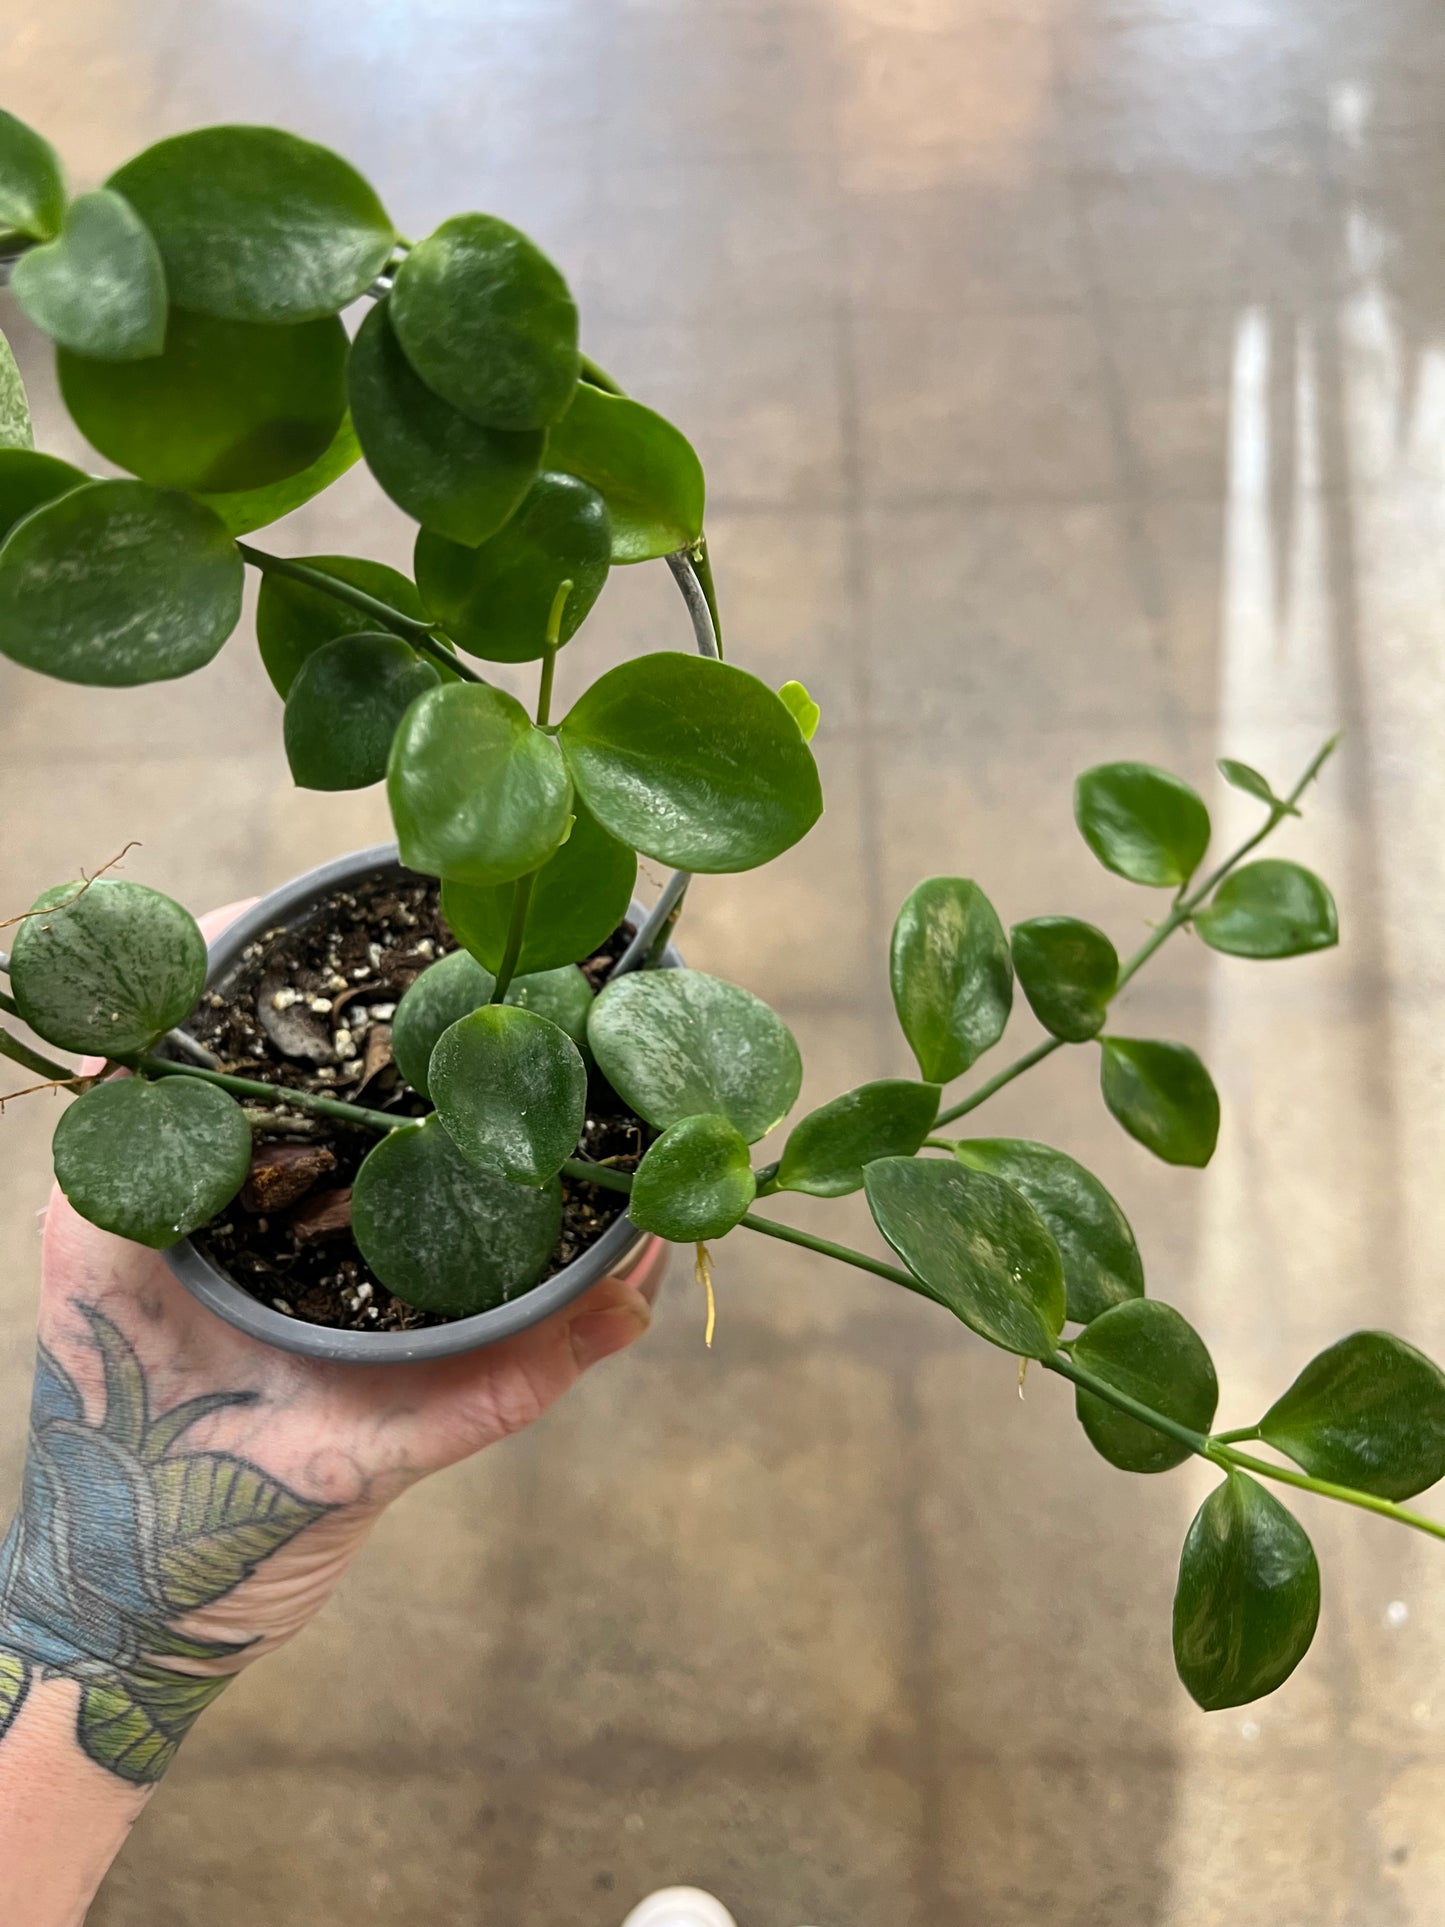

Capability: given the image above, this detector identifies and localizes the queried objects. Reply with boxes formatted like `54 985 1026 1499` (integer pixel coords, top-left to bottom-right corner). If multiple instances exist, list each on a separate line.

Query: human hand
0 901 664 1793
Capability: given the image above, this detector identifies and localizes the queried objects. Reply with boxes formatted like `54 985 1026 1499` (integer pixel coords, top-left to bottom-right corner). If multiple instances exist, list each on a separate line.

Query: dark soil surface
180 871 648 1333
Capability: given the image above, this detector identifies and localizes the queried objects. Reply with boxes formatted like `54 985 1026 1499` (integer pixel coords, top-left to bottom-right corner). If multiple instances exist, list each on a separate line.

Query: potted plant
0 111 1441 1720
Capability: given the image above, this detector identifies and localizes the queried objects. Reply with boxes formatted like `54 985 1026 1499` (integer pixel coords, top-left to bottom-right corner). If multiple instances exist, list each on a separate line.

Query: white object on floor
621 1888 739 1927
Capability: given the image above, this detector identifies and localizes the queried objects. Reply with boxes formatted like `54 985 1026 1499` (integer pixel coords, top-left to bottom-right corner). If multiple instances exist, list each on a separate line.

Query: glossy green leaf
255 552 426 697
952 1138 1143 1324
387 680 573 887
0 480 242 685
1173 1472 1320 1710
11 189 166 360
0 109 64 241
108 125 394 323
391 947 591 1100
0 327 31 449
414 472 611 663
890 877 1013 1083
0 448 87 544
9 877 208 1054
778 679 820 741
1259 1331 1445 1500
1075 762 1211 888
197 412 361 537
430 1005 587 1185
283 633 439 791
545 383 704 562
60 308 348 493
560 653 822 873
1218 757 1297 816
1010 915 1118 1043
587 968 801 1143
1071 1299 1218 1472
351 1113 561 1317
442 799 636 975
775 1080 940 1198
1100 1037 1219 1167
863 1155 1066 1359
348 301 544 545
1193 859 1338 960
630 1113 756 1241
53 1076 251 1249
390 213 579 432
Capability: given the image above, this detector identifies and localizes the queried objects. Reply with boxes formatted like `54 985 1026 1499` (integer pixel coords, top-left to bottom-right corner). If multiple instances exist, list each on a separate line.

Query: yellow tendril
694 1242 717 1349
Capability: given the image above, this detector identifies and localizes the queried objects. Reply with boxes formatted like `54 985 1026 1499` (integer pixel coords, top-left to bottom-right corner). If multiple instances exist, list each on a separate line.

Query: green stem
126 1053 401 1133
690 536 723 655
1212 1425 1263 1445
536 578 571 728
0 988 19 1018
933 734 1341 1130
560 1157 635 1195
489 873 538 1005
0 1028 85 1088
579 353 625 395
237 544 482 686
738 1211 927 1293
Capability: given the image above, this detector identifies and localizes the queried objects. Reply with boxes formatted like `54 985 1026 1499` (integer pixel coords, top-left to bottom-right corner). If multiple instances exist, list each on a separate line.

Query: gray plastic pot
161 843 674 1364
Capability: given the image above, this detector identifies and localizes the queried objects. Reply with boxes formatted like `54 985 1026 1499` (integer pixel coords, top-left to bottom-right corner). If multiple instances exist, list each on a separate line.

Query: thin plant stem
579 353 625 395
237 544 482 685
536 578 572 728
560 1157 634 1195
489 873 538 1005
1212 1425 1263 1445
0 1028 85 1086
125 1053 402 1133
738 1210 926 1293
933 734 1341 1130
0 988 19 1018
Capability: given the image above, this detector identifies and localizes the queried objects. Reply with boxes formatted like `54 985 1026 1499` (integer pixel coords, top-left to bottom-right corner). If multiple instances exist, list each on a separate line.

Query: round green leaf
53 1076 251 1249
390 213 579 432
0 448 87 545
108 125 395 323
392 948 591 1100
414 472 611 663
1193 859 1338 960
952 1138 1143 1324
0 109 64 241
1173 1472 1320 1710
889 877 1013 1084
1100 1036 1219 1167
559 653 822 873
1010 915 1118 1043
1259 1331 1445 1500
863 1155 1066 1359
545 384 705 562
0 479 242 685
197 412 361 537
348 301 544 546
283 633 439 791
430 1005 587 1185
255 552 426 697
587 968 801 1144
351 1113 561 1318
779 679 820 741
1071 1299 1218 1473
1075 762 1211 888
442 799 636 975
630 1113 756 1242
9 877 208 1055
60 308 348 493
12 189 166 361
387 681 573 887
0 327 32 449
775 1080 940 1198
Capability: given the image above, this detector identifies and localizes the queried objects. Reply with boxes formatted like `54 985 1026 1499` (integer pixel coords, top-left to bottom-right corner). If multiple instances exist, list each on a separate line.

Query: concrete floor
4 0 1445 1920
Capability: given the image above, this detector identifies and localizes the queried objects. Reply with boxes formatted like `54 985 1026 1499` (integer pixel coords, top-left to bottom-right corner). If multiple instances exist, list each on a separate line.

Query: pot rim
160 843 672 1365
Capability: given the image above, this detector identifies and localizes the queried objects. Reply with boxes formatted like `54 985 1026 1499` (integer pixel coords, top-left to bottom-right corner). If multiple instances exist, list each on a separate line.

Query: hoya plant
1 111 1442 1716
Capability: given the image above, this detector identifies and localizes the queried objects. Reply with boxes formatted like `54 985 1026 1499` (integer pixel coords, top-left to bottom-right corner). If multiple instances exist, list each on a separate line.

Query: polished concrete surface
4 1 1445 1921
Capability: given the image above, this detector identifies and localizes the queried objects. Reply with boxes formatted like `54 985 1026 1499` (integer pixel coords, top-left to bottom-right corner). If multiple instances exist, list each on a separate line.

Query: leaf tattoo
0 1305 331 1783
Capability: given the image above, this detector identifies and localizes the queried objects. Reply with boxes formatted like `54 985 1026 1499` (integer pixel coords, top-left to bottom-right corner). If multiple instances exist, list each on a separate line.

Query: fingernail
570 1302 649 1371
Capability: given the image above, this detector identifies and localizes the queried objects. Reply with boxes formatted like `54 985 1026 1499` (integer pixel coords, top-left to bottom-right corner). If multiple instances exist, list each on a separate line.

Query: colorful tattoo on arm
0 1306 330 1784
